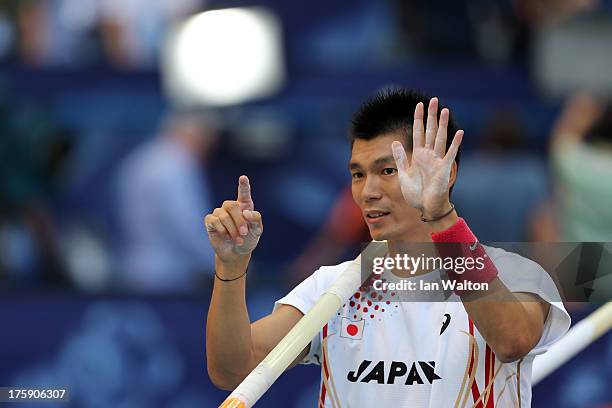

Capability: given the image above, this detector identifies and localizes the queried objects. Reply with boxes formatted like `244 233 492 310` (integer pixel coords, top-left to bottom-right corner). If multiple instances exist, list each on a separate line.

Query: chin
368 228 388 242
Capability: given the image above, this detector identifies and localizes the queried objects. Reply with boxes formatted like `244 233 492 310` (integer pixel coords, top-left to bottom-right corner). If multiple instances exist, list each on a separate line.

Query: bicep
250 304 310 370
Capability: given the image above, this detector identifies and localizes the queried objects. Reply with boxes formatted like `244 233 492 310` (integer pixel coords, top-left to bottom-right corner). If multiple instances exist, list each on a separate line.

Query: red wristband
430 217 498 295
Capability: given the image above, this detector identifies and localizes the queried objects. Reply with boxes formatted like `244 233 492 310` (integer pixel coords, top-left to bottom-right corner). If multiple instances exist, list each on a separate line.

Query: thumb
243 210 263 237
237 175 254 210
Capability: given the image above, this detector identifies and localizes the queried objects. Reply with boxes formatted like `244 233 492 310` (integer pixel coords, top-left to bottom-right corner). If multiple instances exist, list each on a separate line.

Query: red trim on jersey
485 345 495 408
318 384 327 408
319 324 330 407
469 319 496 408
468 319 484 408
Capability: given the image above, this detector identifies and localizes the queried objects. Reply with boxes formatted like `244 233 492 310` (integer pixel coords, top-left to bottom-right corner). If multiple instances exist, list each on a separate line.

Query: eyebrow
348 155 396 170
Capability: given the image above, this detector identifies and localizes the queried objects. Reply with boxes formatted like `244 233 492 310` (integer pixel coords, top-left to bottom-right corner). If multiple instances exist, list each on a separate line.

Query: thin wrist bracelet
421 203 455 223
215 268 248 282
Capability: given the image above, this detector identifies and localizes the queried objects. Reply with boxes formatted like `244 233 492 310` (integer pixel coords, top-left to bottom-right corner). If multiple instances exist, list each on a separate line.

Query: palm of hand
392 97 463 217
399 146 452 211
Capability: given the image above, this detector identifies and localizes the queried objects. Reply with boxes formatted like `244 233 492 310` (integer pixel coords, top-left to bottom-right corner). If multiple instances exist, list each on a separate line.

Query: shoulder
483 245 544 274
274 259 354 314
483 245 565 304
317 260 354 276
483 244 550 292
308 260 355 289
285 259 355 296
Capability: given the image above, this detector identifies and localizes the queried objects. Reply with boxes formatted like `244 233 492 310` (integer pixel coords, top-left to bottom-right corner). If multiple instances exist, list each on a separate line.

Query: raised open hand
204 175 263 263
391 97 463 219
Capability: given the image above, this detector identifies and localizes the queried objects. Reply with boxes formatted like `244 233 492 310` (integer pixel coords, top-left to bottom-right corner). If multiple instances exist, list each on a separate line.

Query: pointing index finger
237 175 254 210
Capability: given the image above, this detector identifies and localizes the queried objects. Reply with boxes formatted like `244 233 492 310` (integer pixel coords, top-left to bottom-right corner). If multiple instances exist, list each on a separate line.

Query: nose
361 175 383 202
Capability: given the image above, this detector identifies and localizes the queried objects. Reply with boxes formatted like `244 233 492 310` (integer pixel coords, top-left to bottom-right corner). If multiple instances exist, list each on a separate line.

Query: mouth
365 211 390 223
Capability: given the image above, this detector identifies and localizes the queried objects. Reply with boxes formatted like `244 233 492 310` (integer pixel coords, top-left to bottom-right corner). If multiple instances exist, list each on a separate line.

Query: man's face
349 133 422 241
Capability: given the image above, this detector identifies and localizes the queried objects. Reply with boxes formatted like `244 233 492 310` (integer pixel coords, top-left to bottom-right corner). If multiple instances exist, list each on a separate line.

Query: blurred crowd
0 0 200 68
0 0 608 69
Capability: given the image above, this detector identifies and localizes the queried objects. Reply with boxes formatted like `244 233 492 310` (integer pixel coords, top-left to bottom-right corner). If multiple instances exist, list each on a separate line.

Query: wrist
421 202 458 232
427 211 459 233
421 200 453 220
429 217 498 296
216 254 251 280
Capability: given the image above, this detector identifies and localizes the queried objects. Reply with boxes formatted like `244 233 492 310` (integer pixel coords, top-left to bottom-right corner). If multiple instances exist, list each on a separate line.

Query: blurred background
0 0 611 406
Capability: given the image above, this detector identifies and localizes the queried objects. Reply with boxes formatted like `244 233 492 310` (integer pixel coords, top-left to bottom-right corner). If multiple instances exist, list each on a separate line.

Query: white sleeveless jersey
275 246 570 408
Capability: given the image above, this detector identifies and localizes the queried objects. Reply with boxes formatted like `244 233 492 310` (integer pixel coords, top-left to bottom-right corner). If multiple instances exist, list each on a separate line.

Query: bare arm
393 98 550 363
550 92 602 149
461 283 549 362
428 201 550 363
427 198 549 363
206 255 309 390
204 176 309 390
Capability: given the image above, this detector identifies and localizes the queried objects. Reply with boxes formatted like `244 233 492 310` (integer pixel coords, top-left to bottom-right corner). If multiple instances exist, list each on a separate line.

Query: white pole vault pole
533 302 612 385
219 241 388 408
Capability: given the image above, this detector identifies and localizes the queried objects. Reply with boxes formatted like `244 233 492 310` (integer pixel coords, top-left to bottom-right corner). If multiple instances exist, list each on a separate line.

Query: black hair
349 88 461 170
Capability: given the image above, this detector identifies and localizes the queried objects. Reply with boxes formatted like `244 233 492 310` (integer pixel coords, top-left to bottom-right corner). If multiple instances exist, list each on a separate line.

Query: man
117 110 218 292
550 92 612 241
205 90 570 407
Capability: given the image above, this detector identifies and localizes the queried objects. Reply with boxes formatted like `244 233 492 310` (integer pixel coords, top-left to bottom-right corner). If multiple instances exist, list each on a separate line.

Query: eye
351 172 363 179
382 168 397 175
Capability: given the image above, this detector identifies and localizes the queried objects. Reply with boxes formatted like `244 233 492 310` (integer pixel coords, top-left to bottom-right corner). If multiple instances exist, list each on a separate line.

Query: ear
448 161 458 189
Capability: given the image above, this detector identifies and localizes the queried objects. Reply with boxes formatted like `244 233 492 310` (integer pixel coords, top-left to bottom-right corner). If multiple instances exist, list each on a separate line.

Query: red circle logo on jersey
341 317 365 340
346 324 359 336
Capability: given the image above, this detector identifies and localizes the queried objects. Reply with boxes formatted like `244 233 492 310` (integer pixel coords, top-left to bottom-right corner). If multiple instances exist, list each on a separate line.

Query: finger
391 141 409 173
243 209 261 224
434 108 449 157
243 210 263 236
215 208 241 244
237 175 254 211
223 200 248 237
425 97 438 149
443 130 464 165
204 214 230 240
412 102 425 148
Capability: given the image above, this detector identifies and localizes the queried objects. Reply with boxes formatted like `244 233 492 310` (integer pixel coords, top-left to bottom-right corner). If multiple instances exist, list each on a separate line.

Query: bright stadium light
162 7 285 106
